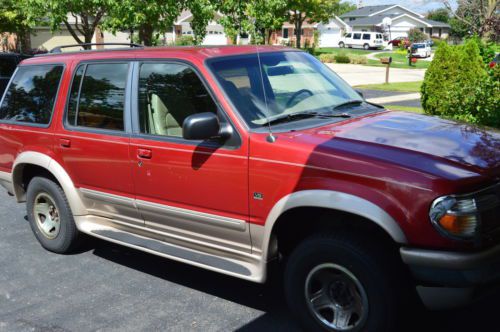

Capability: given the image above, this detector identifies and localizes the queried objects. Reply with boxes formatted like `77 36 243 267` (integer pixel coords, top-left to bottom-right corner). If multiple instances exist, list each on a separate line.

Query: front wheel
26 177 81 254
284 233 406 331
339 42 345 48
363 43 370 50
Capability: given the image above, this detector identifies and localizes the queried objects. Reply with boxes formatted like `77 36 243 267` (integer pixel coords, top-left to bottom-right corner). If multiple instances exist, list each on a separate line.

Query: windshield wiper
260 110 351 126
332 99 363 111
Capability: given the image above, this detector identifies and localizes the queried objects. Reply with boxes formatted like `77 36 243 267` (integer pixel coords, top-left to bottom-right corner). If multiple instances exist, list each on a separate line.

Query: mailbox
380 56 392 64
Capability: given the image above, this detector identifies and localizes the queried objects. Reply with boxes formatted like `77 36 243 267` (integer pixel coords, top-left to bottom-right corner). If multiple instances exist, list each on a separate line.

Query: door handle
59 138 71 148
137 148 152 159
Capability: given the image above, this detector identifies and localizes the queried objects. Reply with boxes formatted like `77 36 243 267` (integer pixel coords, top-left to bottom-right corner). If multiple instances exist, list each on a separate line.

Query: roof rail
50 43 143 53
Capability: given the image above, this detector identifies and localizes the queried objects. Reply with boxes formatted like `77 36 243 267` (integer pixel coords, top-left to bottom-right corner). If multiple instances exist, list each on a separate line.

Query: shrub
408 28 428 43
334 53 350 63
319 53 336 63
421 38 499 128
174 36 194 46
349 55 368 64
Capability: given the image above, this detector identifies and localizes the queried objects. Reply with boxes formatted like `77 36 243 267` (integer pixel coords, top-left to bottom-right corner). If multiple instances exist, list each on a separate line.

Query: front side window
353 33 361 39
67 63 128 131
138 62 217 137
0 64 63 125
208 52 362 128
0 58 17 78
344 33 352 38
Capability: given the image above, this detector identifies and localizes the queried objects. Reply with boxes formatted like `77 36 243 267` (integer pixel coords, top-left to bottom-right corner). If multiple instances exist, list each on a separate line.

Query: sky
347 0 458 13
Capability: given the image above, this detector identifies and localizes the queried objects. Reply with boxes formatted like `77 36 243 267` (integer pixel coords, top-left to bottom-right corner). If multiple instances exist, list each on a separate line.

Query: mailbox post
380 56 392 84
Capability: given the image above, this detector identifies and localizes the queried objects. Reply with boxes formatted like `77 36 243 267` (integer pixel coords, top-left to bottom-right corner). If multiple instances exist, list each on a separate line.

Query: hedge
421 38 500 128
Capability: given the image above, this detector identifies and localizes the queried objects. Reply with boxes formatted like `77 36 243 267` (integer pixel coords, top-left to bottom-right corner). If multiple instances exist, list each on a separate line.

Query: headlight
429 196 479 240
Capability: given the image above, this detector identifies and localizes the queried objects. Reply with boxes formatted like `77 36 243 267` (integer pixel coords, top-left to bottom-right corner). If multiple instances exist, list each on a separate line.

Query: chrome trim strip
80 187 136 208
136 199 247 232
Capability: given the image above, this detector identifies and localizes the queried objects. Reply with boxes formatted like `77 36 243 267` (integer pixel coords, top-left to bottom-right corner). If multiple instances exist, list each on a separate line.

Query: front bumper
400 244 500 309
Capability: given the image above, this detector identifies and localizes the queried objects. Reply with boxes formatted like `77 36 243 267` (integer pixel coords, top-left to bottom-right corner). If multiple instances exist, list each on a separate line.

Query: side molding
258 190 408 261
12 151 87 215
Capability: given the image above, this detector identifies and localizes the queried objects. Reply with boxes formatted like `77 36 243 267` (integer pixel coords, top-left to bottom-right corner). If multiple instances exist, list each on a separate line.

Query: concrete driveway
326 63 426 86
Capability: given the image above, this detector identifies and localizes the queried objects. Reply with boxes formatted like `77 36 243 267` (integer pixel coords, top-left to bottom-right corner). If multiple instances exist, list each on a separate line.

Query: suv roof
24 45 292 65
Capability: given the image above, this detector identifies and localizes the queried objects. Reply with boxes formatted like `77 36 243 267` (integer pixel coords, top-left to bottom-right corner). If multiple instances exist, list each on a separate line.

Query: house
174 11 230 45
340 4 450 40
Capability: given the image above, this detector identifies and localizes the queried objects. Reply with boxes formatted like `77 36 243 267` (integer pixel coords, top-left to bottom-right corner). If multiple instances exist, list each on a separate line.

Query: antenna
255 45 276 143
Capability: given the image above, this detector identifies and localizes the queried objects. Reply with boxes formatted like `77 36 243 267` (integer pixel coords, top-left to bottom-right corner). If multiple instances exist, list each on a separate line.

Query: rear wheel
363 43 370 50
284 232 408 331
26 177 81 253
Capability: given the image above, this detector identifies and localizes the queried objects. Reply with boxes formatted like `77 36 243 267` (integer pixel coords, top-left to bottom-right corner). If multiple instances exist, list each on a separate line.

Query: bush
319 53 336 63
174 36 194 46
408 28 428 43
421 38 499 128
349 55 368 64
334 53 350 63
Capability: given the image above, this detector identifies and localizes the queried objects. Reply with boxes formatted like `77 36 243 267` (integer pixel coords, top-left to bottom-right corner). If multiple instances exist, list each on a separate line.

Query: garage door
319 28 341 47
203 31 227 45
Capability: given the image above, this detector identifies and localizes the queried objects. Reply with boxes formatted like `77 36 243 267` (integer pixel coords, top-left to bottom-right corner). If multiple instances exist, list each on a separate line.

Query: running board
75 216 264 282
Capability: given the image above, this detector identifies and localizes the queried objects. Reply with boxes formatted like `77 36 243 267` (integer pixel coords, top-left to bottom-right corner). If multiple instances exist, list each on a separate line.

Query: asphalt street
358 89 422 108
0 188 499 332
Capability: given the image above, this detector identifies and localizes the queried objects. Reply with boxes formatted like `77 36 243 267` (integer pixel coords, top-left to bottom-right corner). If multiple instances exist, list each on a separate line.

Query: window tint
353 33 361 39
345 33 352 38
67 63 128 131
0 65 63 125
0 58 17 77
138 63 217 137
362 34 370 40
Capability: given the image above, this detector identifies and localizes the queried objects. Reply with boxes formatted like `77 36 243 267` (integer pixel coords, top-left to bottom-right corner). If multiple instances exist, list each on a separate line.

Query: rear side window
0 64 63 125
362 34 370 40
0 58 17 77
67 63 128 131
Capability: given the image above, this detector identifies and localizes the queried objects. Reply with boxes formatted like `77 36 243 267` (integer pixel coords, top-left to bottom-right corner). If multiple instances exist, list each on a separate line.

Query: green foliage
319 53 336 63
336 1 357 15
407 28 428 43
349 55 367 64
334 53 350 63
421 39 500 128
426 8 450 23
174 35 195 46
0 0 31 52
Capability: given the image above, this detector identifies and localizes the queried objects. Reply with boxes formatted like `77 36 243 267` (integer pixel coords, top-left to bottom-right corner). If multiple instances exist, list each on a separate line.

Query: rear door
55 61 142 225
352 33 362 47
129 61 251 253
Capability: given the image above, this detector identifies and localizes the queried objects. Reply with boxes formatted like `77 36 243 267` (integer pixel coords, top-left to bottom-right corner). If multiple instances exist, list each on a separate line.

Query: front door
129 61 251 253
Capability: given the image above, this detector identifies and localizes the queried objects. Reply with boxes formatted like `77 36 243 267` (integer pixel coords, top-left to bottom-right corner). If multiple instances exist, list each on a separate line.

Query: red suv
0 44 499 331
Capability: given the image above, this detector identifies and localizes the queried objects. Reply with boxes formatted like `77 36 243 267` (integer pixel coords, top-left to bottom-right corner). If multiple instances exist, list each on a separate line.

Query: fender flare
259 190 408 261
12 151 87 215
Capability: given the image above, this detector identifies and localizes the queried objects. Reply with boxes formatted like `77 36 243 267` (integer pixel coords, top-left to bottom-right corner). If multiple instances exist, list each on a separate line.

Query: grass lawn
367 52 431 69
314 47 374 56
354 81 422 92
384 105 423 113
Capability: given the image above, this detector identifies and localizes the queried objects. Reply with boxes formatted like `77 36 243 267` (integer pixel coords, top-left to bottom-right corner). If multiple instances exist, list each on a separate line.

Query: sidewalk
326 63 426 86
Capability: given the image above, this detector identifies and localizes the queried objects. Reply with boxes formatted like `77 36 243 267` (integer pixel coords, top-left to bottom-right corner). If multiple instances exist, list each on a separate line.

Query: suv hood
302 111 500 175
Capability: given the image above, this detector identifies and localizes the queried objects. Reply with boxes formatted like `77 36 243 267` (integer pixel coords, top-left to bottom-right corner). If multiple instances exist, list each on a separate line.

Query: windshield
207 51 363 128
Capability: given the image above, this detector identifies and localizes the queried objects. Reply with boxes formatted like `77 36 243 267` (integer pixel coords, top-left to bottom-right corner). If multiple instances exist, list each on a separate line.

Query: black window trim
63 60 133 137
130 58 242 150
0 63 66 128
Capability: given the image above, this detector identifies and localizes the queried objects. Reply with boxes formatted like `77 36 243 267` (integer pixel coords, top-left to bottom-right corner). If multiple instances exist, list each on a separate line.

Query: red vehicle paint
0 45 499 331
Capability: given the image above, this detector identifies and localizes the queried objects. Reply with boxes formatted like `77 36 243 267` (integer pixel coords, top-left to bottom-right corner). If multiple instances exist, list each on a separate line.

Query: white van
339 32 384 50
411 43 432 58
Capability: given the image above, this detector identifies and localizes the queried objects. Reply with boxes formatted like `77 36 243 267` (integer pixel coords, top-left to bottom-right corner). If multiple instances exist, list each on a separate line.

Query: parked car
388 36 409 47
411 42 432 58
0 53 31 96
0 44 499 332
490 53 499 68
339 31 385 50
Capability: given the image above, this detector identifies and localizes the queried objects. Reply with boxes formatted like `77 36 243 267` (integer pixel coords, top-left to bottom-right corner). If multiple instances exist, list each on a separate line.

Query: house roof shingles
345 14 451 28
340 5 394 18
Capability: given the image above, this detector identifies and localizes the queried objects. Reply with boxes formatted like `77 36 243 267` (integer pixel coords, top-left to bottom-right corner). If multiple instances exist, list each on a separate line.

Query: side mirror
182 112 221 140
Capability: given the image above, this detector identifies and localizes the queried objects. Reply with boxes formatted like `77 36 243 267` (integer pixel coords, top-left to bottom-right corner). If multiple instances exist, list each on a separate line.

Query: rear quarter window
0 64 64 126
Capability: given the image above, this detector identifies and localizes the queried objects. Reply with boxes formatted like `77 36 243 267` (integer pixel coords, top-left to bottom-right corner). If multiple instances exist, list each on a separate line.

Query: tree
426 8 450 23
444 0 499 41
25 0 117 49
186 0 215 45
105 0 183 46
287 0 339 48
336 1 357 16
0 0 31 52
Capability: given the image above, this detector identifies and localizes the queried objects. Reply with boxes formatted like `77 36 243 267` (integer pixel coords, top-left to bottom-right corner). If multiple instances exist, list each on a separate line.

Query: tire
26 176 81 254
363 43 370 50
284 232 410 332
339 42 345 48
